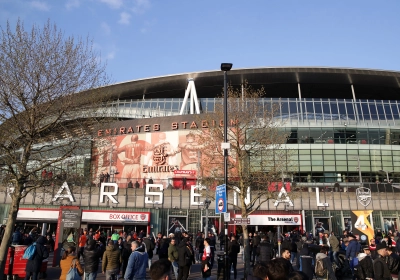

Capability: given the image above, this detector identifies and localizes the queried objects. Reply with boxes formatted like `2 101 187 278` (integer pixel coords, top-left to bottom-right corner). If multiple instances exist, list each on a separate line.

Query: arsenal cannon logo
356 187 372 207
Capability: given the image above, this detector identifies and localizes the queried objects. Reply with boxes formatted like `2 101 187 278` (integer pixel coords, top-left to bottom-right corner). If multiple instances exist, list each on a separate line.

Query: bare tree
0 19 113 276
196 81 294 277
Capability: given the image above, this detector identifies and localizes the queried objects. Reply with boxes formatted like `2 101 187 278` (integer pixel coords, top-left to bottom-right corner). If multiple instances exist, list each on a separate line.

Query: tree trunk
0 185 22 280
241 224 251 278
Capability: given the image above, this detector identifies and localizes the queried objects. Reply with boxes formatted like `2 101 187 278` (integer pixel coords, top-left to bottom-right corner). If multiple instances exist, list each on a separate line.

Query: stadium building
1 67 400 238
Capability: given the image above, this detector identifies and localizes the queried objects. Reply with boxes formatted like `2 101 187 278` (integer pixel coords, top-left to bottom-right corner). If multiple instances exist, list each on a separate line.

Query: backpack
66 259 81 280
22 242 36 260
315 258 327 278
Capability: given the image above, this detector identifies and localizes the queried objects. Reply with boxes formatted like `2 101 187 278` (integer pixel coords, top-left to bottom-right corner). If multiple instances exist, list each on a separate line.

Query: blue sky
1 0 399 84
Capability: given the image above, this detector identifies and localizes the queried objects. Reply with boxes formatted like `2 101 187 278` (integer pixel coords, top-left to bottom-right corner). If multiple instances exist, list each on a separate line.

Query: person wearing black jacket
121 236 132 276
177 238 194 280
386 247 400 279
355 247 374 280
195 233 205 264
142 235 155 268
256 235 274 266
228 236 241 280
24 236 49 280
83 239 101 280
251 232 261 266
373 241 392 280
159 236 170 260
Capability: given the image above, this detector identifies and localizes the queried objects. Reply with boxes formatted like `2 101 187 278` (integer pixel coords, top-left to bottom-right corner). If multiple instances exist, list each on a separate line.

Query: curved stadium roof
103 67 400 101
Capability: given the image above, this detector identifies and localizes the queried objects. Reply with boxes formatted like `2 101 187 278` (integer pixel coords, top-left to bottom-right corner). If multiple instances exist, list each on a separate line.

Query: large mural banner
92 131 204 189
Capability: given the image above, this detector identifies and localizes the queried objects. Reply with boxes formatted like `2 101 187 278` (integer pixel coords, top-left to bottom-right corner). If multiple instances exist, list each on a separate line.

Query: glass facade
113 97 400 124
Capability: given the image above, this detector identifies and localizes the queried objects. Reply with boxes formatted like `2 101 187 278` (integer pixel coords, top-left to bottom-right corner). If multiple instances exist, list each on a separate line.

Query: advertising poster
344 217 352 232
168 216 187 235
383 218 397 233
314 218 329 236
351 210 374 245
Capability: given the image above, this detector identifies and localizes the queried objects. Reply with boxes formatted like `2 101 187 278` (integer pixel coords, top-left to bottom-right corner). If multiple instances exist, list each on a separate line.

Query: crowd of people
3 223 400 280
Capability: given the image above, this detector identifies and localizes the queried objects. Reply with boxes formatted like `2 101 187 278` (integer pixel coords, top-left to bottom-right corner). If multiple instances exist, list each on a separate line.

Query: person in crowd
373 241 391 280
59 246 83 280
315 246 337 280
121 235 133 276
149 259 171 280
290 238 298 265
201 237 212 280
329 231 340 266
155 232 163 255
256 234 274 266
177 237 194 280
24 236 49 280
168 237 179 280
247 262 268 280
28 227 39 243
281 248 294 274
386 247 400 280
346 233 361 272
251 232 261 266
78 230 87 260
102 240 122 279
355 245 374 280
124 241 148 280
142 234 155 268
297 243 309 271
46 234 55 252
218 231 225 250
159 235 170 260
83 239 101 280
227 235 241 280
111 230 120 244
208 232 216 268
195 232 205 264
287 271 310 280
266 258 289 280
11 227 22 245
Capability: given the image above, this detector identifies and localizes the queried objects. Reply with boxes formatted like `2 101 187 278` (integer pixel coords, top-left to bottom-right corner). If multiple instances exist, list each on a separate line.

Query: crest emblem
153 144 168 165
356 187 372 207
294 217 299 223
140 214 146 220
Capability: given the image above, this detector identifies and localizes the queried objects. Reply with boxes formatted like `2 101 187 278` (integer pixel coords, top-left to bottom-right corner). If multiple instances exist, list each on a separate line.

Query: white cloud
100 0 124 9
106 51 115 60
30 1 50 11
101 22 111 35
132 0 151 14
65 0 80 10
118 12 131 25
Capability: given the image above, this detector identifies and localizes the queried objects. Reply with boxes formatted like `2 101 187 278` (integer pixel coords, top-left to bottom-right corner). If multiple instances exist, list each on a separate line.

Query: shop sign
236 214 302 226
88 211 149 222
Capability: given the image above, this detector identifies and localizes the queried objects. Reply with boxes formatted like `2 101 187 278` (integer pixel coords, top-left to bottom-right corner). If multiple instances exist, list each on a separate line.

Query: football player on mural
116 135 153 186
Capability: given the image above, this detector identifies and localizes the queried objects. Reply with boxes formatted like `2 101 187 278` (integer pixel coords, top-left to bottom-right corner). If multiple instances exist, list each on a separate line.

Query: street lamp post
221 62 232 280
